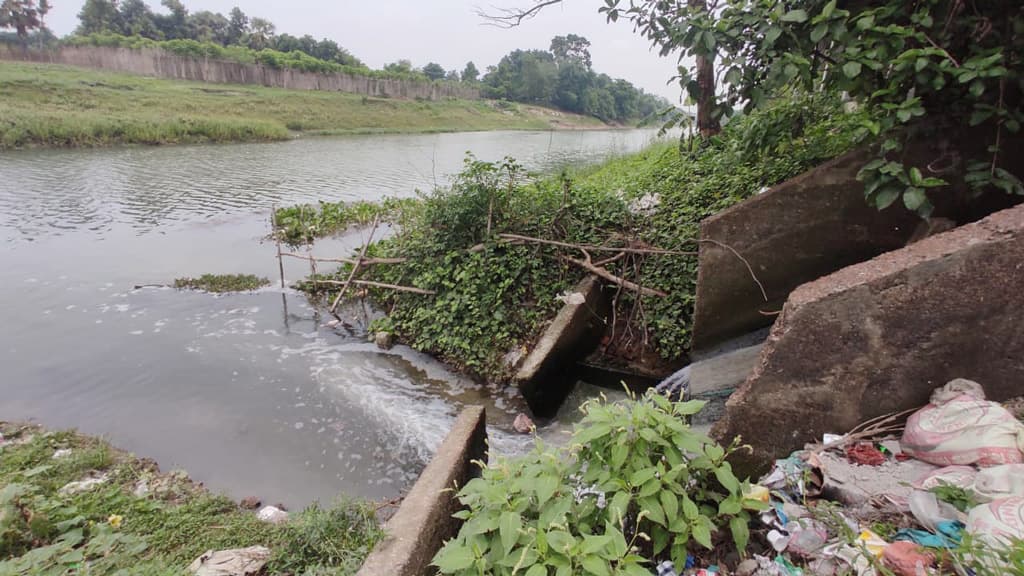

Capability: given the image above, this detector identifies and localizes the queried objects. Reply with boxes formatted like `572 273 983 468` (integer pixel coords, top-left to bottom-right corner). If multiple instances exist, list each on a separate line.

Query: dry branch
278 252 407 266
497 233 696 256
329 215 380 314
562 255 667 298
312 279 436 296
475 0 565 27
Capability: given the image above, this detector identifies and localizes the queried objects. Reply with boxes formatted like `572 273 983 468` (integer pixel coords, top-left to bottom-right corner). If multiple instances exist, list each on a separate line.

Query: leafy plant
930 482 977 513
432 393 767 575
598 0 1023 217
173 273 269 293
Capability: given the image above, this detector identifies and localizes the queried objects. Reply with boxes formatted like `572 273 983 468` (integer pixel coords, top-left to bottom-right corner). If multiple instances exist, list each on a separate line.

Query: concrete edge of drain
356 406 488 576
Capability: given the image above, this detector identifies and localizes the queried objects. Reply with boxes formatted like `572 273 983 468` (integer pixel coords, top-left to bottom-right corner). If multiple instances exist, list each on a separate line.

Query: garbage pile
711 379 1023 576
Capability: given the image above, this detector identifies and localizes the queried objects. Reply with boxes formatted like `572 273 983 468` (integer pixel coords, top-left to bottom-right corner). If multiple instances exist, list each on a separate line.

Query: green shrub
432 393 766 575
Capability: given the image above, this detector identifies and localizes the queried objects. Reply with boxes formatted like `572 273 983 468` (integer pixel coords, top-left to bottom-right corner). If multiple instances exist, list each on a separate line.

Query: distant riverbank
0 62 611 150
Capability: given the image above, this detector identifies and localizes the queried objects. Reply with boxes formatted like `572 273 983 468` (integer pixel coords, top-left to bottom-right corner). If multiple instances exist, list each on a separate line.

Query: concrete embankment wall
0 45 481 101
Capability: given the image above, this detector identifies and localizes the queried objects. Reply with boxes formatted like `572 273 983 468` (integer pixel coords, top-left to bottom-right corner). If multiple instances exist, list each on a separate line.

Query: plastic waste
856 529 888 558
882 541 935 576
972 463 1024 502
901 379 1024 467
909 490 964 533
966 496 1024 544
655 560 677 576
914 465 978 491
761 454 820 499
188 546 271 576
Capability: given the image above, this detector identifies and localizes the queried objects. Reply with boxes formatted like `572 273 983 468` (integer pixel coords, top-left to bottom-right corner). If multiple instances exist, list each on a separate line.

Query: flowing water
0 130 653 507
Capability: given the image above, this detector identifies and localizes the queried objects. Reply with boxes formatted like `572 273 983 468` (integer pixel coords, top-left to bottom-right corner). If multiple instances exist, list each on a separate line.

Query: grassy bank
0 62 608 149
281 92 871 382
0 422 382 575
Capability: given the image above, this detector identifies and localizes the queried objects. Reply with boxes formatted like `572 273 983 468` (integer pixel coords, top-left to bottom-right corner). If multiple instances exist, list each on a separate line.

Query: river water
0 130 656 507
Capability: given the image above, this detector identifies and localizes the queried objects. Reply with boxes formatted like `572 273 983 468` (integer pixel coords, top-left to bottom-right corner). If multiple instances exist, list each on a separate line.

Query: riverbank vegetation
173 274 269 293
3 0 670 126
0 62 606 149
285 92 869 379
0 421 381 575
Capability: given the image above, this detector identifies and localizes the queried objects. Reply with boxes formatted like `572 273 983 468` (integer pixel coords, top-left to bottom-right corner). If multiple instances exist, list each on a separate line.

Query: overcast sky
44 1 684 101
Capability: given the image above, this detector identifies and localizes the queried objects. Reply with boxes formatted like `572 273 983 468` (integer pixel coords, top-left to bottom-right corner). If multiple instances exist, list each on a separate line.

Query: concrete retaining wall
357 406 488 576
712 203 1024 477
0 45 480 101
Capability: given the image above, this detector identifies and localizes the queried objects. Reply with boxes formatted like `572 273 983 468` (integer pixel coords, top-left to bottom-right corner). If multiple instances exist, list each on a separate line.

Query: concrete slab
356 406 488 576
515 275 610 415
713 204 1024 478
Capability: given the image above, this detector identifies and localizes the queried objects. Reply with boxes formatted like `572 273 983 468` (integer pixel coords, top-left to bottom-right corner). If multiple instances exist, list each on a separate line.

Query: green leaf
609 491 631 523
730 516 751 551
843 61 862 78
781 9 808 23
909 167 924 186
765 26 782 45
640 496 666 526
915 57 929 72
811 22 828 43
821 0 836 18
581 534 613 555
903 188 928 211
969 80 985 97
499 511 522 553
433 543 476 572
682 497 699 521
714 463 740 493
875 187 902 209
629 467 657 487
581 555 611 576
547 531 576 554
535 475 559 506
719 498 742 516
660 491 679 523
692 521 714 549
525 564 547 576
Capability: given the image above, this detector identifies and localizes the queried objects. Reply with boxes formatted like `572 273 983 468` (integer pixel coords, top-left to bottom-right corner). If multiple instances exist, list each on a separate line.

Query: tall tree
461 61 479 83
118 0 159 38
246 17 274 50
77 0 122 35
189 10 228 44
550 33 591 69
155 0 189 40
422 62 446 81
225 6 248 45
0 0 41 41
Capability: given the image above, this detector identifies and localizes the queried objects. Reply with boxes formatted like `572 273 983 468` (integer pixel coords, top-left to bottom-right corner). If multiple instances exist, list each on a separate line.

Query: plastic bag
901 379 1024 467
972 464 1024 503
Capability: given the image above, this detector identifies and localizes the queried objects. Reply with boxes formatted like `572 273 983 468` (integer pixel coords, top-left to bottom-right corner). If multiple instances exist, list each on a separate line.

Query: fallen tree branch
312 279 436 296
278 252 407 266
562 255 667 298
498 233 697 256
329 215 380 314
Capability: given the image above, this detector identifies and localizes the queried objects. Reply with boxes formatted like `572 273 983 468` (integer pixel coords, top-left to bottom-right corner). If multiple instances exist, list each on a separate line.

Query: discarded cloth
901 379 1024 467
845 442 887 466
892 521 963 549
882 541 935 576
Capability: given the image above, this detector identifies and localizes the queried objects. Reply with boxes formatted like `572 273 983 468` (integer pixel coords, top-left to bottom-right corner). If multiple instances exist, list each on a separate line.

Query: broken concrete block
713 204 1024 478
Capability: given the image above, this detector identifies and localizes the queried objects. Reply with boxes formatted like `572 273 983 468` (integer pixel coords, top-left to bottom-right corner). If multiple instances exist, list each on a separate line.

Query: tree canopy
74 1 365 67
487 0 1023 215
481 35 668 123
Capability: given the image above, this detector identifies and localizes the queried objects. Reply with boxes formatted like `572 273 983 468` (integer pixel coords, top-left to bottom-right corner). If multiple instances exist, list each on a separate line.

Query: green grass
0 422 382 575
0 62 608 149
173 274 270 293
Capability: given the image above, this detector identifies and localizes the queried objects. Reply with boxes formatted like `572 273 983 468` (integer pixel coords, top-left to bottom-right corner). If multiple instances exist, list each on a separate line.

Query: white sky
44 0 685 101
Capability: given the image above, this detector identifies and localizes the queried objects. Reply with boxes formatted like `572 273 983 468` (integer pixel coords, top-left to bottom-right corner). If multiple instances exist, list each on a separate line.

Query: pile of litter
667 379 1024 576
748 379 1023 576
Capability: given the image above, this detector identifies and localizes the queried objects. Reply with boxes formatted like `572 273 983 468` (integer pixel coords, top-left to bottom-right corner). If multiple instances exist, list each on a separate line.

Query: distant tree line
0 1 669 124
73 0 364 67
481 34 669 123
